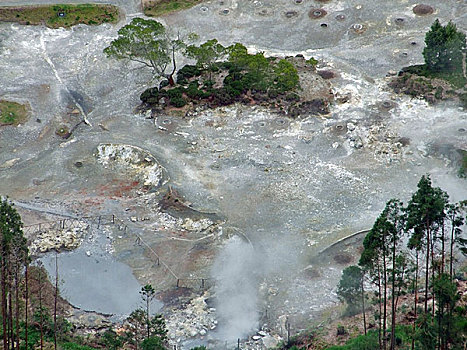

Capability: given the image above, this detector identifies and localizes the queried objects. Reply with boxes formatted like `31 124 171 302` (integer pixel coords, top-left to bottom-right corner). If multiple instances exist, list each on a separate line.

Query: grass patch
0 100 29 126
0 4 120 28
144 0 203 17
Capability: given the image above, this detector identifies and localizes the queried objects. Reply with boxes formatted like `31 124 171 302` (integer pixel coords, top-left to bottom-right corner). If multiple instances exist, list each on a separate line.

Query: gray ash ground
0 0 466 348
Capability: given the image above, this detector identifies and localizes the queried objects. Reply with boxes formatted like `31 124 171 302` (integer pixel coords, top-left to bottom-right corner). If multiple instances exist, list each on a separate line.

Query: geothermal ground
0 0 466 348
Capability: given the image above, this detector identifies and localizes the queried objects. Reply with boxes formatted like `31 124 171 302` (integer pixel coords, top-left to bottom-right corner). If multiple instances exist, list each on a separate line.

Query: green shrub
185 81 209 100
140 87 160 104
203 80 214 89
177 65 201 83
166 87 183 99
286 93 300 101
306 57 318 68
170 97 186 108
434 86 443 99
325 330 378 350
212 88 236 106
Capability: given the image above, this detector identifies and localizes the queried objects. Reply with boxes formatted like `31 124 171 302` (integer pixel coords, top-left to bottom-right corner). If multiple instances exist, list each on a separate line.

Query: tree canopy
338 175 467 350
185 39 227 72
104 18 185 84
423 19 466 73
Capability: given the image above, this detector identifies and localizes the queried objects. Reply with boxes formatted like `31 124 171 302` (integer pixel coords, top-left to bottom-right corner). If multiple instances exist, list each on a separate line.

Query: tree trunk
39 270 43 350
54 253 58 350
431 238 436 319
146 297 150 339
377 264 382 350
383 252 388 350
390 236 397 350
424 228 430 314
361 277 367 335
167 45 177 86
412 252 419 350
25 264 28 350
2 257 8 350
441 222 445 274
449 219 455 278
8 284 13 350
15 269 19 350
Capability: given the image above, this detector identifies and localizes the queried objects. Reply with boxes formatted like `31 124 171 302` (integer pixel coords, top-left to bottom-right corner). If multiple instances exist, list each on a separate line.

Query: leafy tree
445 202 466 277
433 273 458 349
0 197 28 350
273 59 300 93
185 39 227 79
423 19 466 73
101 327 123 350
140 336 165 350
359 199 408 350
337 266 364 317
359 213 391 349
406 175 448 314
125 308 167 350
104 18 187 85
125 308 146 350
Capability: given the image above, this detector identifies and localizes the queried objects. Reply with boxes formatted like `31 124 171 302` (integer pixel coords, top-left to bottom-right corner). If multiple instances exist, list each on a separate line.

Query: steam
212 236 262 342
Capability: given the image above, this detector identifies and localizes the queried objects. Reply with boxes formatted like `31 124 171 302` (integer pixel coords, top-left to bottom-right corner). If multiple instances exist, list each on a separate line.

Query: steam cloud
212 236 262 342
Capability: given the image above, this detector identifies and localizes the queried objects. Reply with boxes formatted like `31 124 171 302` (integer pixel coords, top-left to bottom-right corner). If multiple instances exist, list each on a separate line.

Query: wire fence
23 214 213 290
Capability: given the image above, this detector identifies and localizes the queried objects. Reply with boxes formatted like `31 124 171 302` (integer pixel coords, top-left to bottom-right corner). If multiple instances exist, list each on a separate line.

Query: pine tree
0 197 28 350
423 19 466 73
140 284 156 340
406 175 448 314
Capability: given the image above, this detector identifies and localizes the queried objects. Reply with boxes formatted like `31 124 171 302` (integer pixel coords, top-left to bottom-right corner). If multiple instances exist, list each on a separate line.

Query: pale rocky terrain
0 0 466 348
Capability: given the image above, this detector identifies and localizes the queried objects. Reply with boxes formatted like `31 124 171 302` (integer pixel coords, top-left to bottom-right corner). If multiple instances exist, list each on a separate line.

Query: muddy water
40 229 162 317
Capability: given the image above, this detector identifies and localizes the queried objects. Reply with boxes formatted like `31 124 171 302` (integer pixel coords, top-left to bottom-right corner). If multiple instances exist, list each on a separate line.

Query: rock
258 331 267 337
262 335 280 348
130 217 137 222
95 144 166 187
336 92 351 104
252 335 261 341
332 142 339 149
354 138 364 149
347 122 356 131
181 218 214 232
0 158 20 169
71 109 80 114
29 224 87 254
86 251 91 257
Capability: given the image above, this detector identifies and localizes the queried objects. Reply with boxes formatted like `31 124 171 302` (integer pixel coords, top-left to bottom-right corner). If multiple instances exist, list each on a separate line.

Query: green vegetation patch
0 4 120 28
402 64 467 90
0 100 29 126
61 343 98 350
458 149 467 178
144 0 204 17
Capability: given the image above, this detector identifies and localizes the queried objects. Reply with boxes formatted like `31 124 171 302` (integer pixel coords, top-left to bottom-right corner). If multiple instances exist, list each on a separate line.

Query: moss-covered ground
0 100 28 126
0 4 120 28
143 0 203 17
